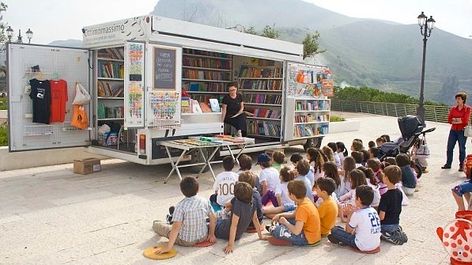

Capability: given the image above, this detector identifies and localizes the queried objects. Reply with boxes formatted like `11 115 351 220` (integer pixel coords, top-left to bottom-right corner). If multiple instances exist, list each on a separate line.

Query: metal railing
331 99 450 123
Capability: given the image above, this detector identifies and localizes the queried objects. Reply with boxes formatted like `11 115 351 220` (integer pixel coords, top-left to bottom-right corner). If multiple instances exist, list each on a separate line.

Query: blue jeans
381 224 399 234
271 218 309 246
446 129 467 167
329 226 357 248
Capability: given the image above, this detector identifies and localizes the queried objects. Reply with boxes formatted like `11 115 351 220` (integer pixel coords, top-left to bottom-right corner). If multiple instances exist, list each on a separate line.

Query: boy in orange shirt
313 178 338 237
269 180 321 245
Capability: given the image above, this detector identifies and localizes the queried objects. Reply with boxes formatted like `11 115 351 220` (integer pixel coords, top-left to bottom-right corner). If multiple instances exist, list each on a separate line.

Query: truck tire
303 137 322 151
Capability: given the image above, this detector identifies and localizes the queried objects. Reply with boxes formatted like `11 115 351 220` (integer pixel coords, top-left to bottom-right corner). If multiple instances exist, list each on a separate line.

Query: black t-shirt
222 94 243 120
378 188 403 225
29 79 51 124
215 197 255 240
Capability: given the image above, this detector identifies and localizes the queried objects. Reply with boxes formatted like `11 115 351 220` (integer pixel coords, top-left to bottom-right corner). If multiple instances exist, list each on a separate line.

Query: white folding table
159 137 255 184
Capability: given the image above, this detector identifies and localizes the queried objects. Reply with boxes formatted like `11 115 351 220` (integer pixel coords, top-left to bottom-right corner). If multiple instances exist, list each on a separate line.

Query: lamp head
417 11 427 27
426 16 436 31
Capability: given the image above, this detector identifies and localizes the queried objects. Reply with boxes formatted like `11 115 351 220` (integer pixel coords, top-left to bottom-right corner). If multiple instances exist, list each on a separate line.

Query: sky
3 0 472 44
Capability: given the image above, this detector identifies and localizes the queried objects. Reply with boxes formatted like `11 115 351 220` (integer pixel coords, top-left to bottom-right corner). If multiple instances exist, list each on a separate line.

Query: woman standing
222 82 246 137
442 92 471 171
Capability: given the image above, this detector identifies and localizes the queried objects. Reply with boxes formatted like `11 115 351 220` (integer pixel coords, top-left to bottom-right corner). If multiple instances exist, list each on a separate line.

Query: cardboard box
73 158 101 175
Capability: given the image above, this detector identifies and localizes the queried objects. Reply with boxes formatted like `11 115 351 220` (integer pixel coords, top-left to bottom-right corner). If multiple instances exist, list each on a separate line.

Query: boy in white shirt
328 185 381 252
258 153 281 206
210 157 238 209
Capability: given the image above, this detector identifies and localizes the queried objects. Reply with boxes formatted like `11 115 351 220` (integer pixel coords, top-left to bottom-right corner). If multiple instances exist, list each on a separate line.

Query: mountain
49 39 83 48
154 0 472 104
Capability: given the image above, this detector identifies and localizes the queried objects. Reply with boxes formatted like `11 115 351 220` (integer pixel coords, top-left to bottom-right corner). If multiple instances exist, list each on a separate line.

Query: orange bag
71 105 88 129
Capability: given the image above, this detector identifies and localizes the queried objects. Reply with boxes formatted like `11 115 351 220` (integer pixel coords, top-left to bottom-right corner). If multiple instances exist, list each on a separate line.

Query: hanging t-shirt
49 79 68 123
29 79 51 124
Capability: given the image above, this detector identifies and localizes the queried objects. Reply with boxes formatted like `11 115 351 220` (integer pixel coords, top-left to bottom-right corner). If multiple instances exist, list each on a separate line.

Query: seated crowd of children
153 137 418 255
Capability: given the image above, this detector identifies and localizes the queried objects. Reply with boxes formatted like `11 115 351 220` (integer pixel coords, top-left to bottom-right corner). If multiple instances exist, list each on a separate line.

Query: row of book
97 81 124 97
185 82 227 92
240 80 282 91
97 104 124 119
293 124 329 137
295 100 330 111
183 57 231 69
247 120 281 137
248 108 281 119
243 94 282 104
97 48 124 60
239 65 282 78
183 48 232 59
183 70 231 81
295 114 329 123
98 61 124 79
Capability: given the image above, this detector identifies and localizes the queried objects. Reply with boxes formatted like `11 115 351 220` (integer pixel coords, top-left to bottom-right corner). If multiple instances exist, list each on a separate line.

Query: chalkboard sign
154 47 176 90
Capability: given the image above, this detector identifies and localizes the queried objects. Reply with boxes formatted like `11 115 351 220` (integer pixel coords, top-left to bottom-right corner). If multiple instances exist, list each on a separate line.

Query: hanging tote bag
71 105 89 129
465 125 472 137
72 82 91 105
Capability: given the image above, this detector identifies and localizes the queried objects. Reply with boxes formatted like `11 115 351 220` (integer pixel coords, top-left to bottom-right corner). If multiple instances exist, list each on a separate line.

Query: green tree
302 31 326 59
0 2 8 43
261 24 279 39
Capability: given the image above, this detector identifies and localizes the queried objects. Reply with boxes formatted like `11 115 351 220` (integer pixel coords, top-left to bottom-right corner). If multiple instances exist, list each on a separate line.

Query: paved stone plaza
0 113 467 264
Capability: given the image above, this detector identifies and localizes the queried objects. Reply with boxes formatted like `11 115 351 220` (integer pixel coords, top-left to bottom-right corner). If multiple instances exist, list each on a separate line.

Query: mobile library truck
7 16 334 166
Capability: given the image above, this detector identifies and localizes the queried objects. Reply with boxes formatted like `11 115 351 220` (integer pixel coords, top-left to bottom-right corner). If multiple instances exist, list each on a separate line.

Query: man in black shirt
29 79 51 124
221 82 246 137
378 165 408 245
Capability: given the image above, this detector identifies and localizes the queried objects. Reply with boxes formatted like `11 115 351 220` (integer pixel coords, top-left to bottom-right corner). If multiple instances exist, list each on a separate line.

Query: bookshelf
182 48 233 106
96 46 125 125
236 60 284 140
284 98 330 141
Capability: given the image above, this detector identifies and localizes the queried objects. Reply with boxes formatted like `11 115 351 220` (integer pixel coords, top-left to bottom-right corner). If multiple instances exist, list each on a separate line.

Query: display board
147 91 180 127
286 63 333 98
8 44 91 151
154 47 176 90
124 41 145 128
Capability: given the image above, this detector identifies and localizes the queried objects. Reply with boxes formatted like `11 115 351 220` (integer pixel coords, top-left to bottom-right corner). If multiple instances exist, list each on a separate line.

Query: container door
145 44 182 128
123 41 146 128
8 43 91 151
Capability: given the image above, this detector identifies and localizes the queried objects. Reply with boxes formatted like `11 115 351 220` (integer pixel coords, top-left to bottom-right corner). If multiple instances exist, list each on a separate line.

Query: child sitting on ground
396 153 417 196
238 171 263 229
263 167 296 218
153 177 217 254
238 154 260 193
210 156 238 210
361 150 370 166
306 148 324 185
295 159 316 202
367 158 387 196
323 161 342 198
322 146 336 163
215 182 266 254
328 185 381 252
351 139 364 152
258 153 280 206
351 151 364 168
336 141 348 165
290 153 303 167
338 169 368 222
313 178 338 237
269 180 321 246
338 156 356 197
358 166 381 208
452 170 472 211
379 165 408 245
272 151 285 171
328 142 342 168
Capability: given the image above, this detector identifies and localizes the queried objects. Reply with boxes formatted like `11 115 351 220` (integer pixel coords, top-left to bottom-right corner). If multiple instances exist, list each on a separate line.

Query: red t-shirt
49 80 68 123
448 105 471 131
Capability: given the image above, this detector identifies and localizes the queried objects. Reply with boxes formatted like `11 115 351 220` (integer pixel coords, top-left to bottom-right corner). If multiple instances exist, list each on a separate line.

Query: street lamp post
4 26 33 43
417 11 436 125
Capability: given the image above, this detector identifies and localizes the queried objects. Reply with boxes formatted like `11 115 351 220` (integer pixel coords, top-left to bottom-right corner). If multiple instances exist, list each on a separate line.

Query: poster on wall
154 47 176 90
286 63 334 98
147 91 181 127
124 41 145 128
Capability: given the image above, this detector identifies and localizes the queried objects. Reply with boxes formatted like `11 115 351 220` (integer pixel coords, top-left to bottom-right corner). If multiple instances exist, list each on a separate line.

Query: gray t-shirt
215 197 255 240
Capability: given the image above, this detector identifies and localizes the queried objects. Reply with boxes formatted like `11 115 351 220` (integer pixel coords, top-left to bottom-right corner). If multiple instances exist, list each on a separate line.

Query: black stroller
379 115 435 178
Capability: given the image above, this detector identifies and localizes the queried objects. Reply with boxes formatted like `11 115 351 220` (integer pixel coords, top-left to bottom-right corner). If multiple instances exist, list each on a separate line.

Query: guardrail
331 99 450 123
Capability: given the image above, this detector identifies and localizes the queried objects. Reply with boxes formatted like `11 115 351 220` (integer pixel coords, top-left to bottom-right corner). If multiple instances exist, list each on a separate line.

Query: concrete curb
329 119 360 133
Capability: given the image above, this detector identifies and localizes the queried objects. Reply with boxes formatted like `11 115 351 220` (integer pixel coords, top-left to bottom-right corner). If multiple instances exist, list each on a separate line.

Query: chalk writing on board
154 48 176 90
